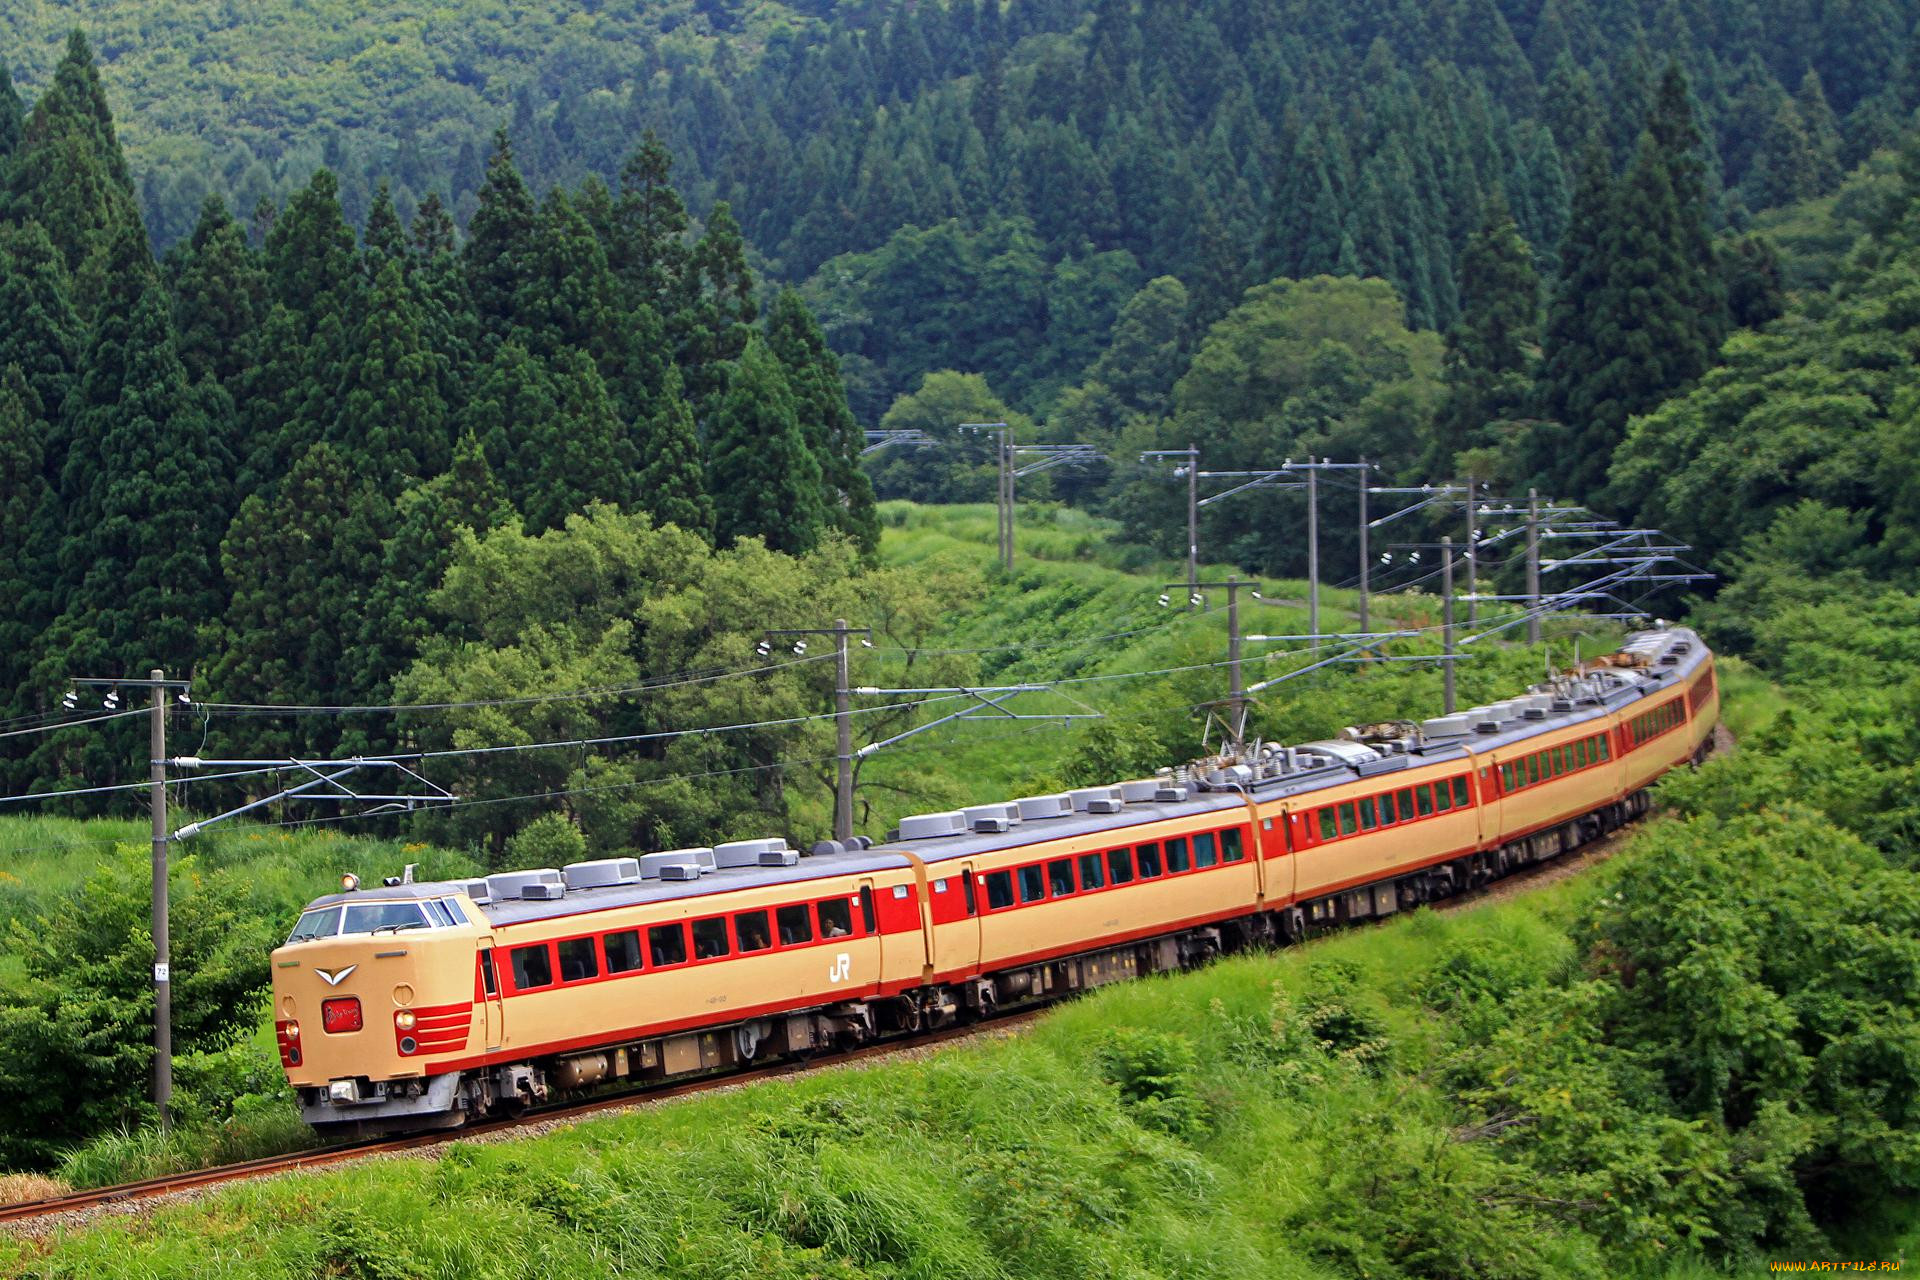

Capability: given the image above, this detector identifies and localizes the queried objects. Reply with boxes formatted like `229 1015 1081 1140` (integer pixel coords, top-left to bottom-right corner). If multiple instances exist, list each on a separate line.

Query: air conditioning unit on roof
963 803 1019 833
485 869 562 900
563 858 641 890
1015 793 1073 820
899 811 967 839
639 850 711 879
716 838 791 868
1068 786 1123 814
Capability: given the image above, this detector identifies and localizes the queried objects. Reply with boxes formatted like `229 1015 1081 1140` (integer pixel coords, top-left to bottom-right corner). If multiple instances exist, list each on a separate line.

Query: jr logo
828 952 851 983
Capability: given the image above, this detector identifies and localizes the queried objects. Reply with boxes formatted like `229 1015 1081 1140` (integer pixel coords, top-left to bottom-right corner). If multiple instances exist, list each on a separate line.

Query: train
270 626 1717 1136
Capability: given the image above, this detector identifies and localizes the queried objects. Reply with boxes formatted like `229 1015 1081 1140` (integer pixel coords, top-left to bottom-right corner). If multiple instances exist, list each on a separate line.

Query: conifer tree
363 181 407 265
331 256 450 487
209 442 395 755
613 131 691 317
634 365 715 540
4 31 141 319
367 431 515 666
409 193 457 259
764 288 879 557
165 194 266 391
0 222 83 442
465 342 634 533
0 63 22 163
464 131 537 340
0 366 53 759
52 223 224 672
1430 196 1538 477
678 201 757 420
707 335 825 554
1531 138 1614 485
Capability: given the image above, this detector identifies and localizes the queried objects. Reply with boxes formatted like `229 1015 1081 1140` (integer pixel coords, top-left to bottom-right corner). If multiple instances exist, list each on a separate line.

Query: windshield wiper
370 921 427 935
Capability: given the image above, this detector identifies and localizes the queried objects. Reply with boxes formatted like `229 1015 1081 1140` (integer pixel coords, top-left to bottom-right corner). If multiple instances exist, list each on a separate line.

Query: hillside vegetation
9 603 1920 1275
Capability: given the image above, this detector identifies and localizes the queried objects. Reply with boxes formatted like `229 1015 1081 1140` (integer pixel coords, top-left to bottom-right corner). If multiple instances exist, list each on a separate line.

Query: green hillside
12 605 1920 1276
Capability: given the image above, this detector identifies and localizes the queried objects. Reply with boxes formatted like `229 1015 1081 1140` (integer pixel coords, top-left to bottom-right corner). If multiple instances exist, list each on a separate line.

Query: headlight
284 1022 300 1040
394 1010 416 1031
341 873 360 892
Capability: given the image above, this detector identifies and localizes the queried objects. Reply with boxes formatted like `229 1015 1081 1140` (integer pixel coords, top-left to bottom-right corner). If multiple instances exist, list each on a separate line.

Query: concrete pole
1526 487 1541 645
1306 458 1319 639
1227 581 1244 748
149 669 171 1131
1357 459 1370 635
1186 442 1199 610
834 621 853 842
1464 475 1478 626
1441 542 1457 715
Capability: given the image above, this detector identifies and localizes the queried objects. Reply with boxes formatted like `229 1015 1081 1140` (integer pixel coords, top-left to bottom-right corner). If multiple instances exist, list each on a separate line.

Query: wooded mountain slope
5 0 1912 414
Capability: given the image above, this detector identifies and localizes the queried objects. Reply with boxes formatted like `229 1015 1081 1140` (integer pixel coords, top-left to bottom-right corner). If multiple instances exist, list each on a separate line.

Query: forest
4 0 1912 418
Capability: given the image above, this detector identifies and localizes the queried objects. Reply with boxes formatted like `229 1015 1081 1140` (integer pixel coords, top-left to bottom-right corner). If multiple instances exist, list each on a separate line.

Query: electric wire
0 706 149 740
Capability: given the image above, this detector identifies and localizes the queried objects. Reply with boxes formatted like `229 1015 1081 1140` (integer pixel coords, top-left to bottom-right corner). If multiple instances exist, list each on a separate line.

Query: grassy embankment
3 841 1621 1279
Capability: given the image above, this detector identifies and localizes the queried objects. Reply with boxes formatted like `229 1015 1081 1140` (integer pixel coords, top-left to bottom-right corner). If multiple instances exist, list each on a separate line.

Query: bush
1095 1027 1209 1138
502 811 587 871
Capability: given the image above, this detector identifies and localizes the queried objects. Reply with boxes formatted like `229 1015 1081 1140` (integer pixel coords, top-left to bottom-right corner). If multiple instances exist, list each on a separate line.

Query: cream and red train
271 627 1718 1135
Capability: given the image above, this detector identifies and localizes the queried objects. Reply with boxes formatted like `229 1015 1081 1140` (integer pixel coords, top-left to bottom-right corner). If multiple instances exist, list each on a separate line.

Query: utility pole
1441 538 1457 715
1306 456 1320 638
1357 457 1370 634
68 670 191 1129
148 670 170 1131
1186 442 1199 609
1464 474 1478 626
1526 488 1542 645
998 431 1012 571
1170 577 1253 747
761 623 872 842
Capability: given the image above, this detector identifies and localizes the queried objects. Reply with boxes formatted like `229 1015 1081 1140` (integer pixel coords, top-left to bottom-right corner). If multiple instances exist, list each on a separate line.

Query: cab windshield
285 899 452 945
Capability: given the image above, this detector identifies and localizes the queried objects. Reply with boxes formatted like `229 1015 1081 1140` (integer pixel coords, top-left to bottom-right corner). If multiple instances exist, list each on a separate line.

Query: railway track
8 731 1731 1229
0 1008 1050 1228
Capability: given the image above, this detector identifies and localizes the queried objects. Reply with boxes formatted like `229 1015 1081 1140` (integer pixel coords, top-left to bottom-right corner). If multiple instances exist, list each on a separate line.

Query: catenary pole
1441 542 1457 714
149 669 171 1131
1357 458 1370 634
1526 488 1542 644
1306 457 1320 637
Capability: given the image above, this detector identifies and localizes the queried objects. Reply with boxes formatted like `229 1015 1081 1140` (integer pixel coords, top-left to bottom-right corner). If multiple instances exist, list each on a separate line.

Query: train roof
305 627 1709 931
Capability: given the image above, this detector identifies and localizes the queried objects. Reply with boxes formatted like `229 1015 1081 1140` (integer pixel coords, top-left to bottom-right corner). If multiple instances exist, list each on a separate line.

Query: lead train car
272 627 1718 1135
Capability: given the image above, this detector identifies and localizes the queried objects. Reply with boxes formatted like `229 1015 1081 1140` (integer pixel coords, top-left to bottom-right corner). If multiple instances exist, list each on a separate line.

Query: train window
1378 796 1398 826
963 873 978 916
1338 803 1357 836
1528 755 1542 785
1047 858 1076 897
1397 789 1416 822
479 949 497 996
1189 831 1214 868
1561 745 1573 772
1319 808 1337 840
510 944 553 991
1499 763 1514 792
1417 786 1435 816
343 901 429 936
735 910 772 953
1221 828 1245 862
1438 779 1456 811
1451 777 1470 807
985 870 1015 910
423 899 458 928
1358 798 1378 831
648 924 687 967
818 899 854 938
1108 847 1135 884
287 906 342 944
777 904 812 945
605 930 643 975
1019 865 1047 903
1599 736 1611 761
557 937 599 983
692 918 730 960
1166 837 1191 873
859 887 877 934
1079 852 1106 890
1136 843 1163 878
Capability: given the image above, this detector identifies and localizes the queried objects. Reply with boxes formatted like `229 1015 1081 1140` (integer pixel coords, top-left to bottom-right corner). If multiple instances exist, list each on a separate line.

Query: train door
476 942 506 1052
857 880 881 990
941 861 983 977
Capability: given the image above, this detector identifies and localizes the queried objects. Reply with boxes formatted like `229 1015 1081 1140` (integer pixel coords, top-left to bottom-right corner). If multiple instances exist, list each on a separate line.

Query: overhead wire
0 706 149 740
